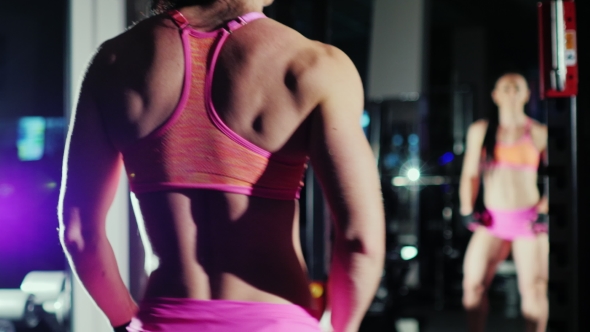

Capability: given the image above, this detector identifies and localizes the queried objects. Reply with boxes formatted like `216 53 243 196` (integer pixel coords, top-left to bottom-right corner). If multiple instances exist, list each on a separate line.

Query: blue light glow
438 152 455 165
360 111 370 128
392 135 404 147
384 153 400 169
408 134 419 146
17 117 46 161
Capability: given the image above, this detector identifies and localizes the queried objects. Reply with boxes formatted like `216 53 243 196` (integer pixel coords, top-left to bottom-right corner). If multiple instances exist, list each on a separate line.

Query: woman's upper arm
59 58 123 237
461 121 486 179
307 46 384 239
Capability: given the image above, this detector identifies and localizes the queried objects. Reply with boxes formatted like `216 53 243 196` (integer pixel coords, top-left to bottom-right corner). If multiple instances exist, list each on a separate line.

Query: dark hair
482 71 528 163
482 106 499 163
151 0 218 14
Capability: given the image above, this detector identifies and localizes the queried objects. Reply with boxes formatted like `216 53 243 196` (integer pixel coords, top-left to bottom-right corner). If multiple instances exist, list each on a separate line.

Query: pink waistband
128 298 321 332
486 206 538 215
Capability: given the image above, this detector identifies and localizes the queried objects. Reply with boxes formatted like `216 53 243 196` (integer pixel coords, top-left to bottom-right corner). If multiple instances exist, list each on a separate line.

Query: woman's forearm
459 176 480 215
328 237 384 332
63 236 138 326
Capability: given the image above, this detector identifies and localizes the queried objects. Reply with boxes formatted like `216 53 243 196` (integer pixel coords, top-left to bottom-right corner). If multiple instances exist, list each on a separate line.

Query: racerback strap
168 9 266 33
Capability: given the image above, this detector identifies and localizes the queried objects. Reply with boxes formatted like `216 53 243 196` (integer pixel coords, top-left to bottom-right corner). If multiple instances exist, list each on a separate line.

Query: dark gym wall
0 1 66 119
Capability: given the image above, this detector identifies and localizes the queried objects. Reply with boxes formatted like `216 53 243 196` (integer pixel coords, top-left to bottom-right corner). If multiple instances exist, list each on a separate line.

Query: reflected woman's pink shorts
479 206 547 241
127 298 321 332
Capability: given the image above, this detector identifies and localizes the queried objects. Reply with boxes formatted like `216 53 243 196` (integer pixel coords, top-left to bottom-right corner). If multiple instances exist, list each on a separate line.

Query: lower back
134 190 312 307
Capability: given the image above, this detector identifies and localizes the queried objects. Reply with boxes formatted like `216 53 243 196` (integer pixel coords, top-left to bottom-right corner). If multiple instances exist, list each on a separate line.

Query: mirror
361 0 546 331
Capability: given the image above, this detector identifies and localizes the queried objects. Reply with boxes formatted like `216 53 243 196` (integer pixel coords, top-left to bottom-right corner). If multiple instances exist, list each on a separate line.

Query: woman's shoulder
87 14 179 77
469 119 489 134
463 119 489 147
528 118 547 131
528 118 548 148
97 14 175 53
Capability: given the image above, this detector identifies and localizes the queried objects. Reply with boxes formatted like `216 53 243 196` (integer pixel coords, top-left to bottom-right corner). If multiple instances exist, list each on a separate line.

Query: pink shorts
127 298 321 332
481 206 547 241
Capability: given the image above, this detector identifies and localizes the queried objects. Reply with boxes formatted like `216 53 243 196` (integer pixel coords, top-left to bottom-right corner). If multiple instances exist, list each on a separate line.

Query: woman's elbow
340 228 385 259
58 207 98 256
365 237 386 261
459 172 478 188
59 221 85 256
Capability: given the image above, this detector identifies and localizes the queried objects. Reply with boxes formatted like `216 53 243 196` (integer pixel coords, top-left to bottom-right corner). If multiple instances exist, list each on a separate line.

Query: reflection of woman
58 0 385 331
459 73 548 332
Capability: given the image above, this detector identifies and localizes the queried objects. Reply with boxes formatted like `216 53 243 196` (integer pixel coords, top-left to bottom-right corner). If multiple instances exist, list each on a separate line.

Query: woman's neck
179 1 261 30
498 107 528 128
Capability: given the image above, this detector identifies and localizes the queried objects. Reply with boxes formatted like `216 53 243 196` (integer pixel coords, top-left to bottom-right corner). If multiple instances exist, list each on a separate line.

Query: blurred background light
360 110 371 128
408 134 419 146
17 117 46 162
407 167 421 181
384 153 400 169
401 246 418 260
438 152 455 166
392 134 404 147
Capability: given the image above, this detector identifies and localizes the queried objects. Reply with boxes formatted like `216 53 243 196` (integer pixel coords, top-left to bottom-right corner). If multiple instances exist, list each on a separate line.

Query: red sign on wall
538 1 578 98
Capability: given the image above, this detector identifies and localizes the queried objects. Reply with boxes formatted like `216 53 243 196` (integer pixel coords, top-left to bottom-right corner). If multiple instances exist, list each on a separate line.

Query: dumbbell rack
0 271 70 332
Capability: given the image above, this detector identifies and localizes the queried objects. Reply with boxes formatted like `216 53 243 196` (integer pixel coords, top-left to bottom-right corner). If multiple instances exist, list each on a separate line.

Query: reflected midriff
483 167 540 210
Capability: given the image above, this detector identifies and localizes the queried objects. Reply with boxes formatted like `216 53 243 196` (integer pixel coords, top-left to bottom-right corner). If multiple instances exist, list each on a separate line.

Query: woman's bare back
61 2 383 328
87 13 330 307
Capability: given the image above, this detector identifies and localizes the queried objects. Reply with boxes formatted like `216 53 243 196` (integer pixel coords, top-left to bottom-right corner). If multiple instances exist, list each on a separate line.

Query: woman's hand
536 195 549 214
462 213 482 231
534 196 549 233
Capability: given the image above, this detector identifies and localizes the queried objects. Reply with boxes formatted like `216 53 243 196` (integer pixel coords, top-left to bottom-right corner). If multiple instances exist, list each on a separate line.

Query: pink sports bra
485 119 541 172
121 10 308 200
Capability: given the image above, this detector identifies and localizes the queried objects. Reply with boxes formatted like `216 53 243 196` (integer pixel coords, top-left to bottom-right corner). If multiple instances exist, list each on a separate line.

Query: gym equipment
20 271 70 326
0 271 70 332
0 290 39 329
